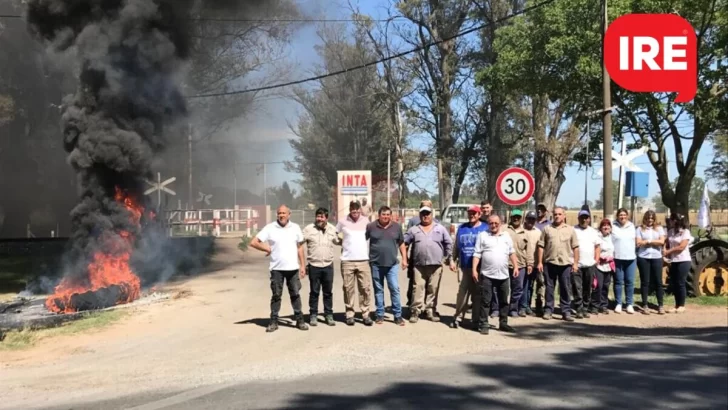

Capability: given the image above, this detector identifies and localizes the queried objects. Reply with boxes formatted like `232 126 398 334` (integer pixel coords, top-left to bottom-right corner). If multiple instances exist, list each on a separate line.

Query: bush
238 235 252 251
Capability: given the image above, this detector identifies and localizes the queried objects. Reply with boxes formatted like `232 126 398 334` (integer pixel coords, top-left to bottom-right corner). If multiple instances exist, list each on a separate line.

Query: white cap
419 206 433 213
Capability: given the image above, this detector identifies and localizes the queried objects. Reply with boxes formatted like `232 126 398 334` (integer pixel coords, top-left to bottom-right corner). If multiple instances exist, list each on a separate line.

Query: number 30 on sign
496 167 535 206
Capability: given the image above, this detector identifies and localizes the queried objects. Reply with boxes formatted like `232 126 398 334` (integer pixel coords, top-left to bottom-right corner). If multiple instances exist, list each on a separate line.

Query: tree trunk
531 96 566 212
485 98 511 209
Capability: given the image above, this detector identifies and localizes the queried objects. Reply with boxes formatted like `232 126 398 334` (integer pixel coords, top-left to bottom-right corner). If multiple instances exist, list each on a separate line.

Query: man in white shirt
472 215 518 335
336 201 374 326
250 205 307 333
573 210 601 319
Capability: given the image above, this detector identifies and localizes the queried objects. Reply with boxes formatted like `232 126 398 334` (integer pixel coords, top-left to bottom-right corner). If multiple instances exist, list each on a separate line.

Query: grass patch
0 309 128 351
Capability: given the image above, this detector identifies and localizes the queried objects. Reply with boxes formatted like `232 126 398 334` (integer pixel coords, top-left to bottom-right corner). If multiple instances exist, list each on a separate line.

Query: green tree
707 132 728 191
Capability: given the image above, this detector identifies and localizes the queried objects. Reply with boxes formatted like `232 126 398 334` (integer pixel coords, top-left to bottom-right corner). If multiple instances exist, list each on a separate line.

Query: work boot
582 308 591 318
518 309 527 317
425 310 437 322
563 313 575 322
599 307 610 315
266 321 279 333
479 325 490 335
363 316 374 326
589 308 599 316
346 317 355 326
409 313 419 324
309 315 318 327
394 317 406 326
575 309 584 319
325 315 336 326
525 307 535 316
296 317 309 331
375 316 384 325
499 323 516 333
543 311 553 320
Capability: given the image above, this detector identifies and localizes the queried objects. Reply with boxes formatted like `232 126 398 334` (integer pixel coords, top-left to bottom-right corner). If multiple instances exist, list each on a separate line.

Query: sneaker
363 317 374 326
582 309 591 319
449 320 459 329
518 309 528 317
309 316 318 327
490 311 499 318
375 316 384 325
499 323 516 333
667 307 678 314
657 307 666 315
325 315 336 326
599 307 610 315
563 314 575 322
525 307 535 316
266 321 279 333
394 317 405 326
409 315 419 324
626 305 635 314
588 308 599 315
509 311 520 318
614 304 623 314
676 306 686 313
641 305 651 315
479 326 490 335
346 317 355 326
296 318 309 331
543 311 553 320
425 311 439 322
575 310 584 319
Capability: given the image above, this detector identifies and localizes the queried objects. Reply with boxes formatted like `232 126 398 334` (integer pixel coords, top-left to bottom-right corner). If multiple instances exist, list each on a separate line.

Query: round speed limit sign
496 167 535 206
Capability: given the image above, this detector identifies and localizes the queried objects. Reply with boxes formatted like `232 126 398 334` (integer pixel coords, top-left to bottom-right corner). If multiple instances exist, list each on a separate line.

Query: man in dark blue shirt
449 205 489 329
366 206 408 326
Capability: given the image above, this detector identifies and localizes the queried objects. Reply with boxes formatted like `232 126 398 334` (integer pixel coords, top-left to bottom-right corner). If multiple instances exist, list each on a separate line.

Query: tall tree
395 0 476 207
707 132 728 191
478 0 595 211
286 24 393 205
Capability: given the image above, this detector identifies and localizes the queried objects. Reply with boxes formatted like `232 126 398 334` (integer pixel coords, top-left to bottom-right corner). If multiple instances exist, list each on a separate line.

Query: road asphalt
43 331 727 410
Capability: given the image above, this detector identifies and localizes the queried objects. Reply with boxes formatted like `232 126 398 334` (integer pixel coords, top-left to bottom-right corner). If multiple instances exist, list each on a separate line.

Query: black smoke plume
25 0 192 286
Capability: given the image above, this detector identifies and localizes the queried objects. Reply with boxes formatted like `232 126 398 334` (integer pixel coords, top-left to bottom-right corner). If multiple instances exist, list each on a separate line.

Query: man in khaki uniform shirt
302 207 339 327
522 211 543 316
537 207 579 322
506 210 528 318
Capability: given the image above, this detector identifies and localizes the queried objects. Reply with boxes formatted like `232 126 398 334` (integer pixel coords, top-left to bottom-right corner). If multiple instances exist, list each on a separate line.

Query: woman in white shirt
664 213 692 313
595 219 615 314
635 210 666 315
611 208 637 314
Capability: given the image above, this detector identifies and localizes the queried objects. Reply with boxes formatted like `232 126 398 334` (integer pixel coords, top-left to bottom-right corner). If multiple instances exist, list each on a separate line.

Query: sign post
144 172 176 208
336 170 371 222
496 167 535 208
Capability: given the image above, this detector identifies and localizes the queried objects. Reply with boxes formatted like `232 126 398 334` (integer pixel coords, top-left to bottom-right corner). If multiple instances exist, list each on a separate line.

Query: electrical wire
186 0 559 99
0 14 403 22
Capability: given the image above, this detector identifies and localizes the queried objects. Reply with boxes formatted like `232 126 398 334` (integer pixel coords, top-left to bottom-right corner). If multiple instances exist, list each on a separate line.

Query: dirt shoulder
1 239 726 410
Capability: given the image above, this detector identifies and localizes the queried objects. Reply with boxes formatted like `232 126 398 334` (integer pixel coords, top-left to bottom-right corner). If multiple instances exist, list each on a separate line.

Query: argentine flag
697 184 711 229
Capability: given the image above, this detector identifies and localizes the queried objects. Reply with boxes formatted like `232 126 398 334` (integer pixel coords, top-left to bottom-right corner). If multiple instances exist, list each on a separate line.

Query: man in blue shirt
449 205 489 329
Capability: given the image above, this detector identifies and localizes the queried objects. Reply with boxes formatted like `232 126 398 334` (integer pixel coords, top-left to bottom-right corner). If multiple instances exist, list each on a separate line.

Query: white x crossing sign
597 144 648 176
144 172 176 207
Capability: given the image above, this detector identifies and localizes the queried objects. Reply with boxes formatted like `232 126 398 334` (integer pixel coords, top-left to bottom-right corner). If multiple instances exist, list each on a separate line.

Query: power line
0 14 404 22
185 0 559 99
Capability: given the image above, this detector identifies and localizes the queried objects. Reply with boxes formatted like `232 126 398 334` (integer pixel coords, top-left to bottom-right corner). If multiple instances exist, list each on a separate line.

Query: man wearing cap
506 209 529 318
521 211 544 316
404 205 452 323
537 207 579 321
449 205 489 329
535 203 552 231
360 197 373 221
336 200 374 326
405 200 438 308
472 215 518 334
479 200 492 223
572 209 601 319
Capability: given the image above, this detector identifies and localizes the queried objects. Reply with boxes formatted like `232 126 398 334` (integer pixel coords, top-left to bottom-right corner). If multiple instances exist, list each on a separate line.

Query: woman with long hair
594 219 615 314
664 213 692 313
636 210 666 314
611 208 637 314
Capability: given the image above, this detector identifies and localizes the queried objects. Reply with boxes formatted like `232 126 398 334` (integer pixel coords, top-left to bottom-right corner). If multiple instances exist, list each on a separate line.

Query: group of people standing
250 200 693 334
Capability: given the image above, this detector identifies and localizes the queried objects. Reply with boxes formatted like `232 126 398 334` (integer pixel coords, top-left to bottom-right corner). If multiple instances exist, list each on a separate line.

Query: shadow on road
282 330 728 409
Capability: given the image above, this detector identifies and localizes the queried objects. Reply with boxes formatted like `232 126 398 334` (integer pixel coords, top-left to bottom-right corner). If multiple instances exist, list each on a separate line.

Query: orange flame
46 187 144 314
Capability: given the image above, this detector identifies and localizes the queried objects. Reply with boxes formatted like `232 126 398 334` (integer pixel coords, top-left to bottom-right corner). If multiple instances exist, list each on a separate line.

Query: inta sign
604 14 697 103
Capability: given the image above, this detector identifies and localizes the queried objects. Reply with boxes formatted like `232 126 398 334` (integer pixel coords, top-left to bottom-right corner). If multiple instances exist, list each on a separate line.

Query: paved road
43 332 727 410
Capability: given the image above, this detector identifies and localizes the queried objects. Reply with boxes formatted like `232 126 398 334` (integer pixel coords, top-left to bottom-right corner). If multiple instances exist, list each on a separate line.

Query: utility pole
602 0 614 219
395 104 405 208
387 147 391 208
188 123 193 210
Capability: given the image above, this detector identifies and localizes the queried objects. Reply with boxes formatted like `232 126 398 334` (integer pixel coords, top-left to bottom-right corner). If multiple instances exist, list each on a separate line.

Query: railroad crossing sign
197 192 212 206
496 167 535 206
144 172 176 207
597 144 648 176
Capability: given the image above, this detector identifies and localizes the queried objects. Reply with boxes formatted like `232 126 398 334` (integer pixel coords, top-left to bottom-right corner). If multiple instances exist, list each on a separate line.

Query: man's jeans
308 264 334 316
270 270 303 321
545 263 572 317
509 267 526 314
478 275 510 329
371 264 402 318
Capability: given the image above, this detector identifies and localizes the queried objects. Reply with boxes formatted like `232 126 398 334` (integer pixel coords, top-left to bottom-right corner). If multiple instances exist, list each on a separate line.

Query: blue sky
220 0 719 208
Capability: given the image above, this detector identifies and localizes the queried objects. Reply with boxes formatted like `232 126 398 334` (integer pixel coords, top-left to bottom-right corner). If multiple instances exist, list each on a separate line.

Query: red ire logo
604 14 697 103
